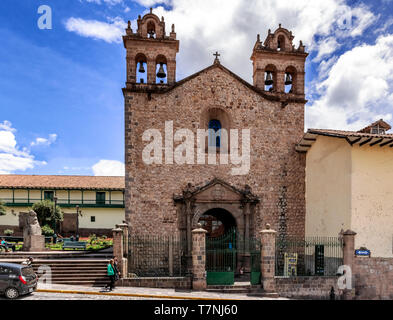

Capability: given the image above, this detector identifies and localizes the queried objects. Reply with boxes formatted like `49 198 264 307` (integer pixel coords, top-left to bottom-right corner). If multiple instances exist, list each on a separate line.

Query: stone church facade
123 10 308 251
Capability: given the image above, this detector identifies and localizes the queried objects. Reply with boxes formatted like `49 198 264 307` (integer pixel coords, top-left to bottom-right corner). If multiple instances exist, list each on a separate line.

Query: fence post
260 223 277 293
342 229 356 300
169 238 174 276
112 227 124 277
116 223 129 278
192 224 208 291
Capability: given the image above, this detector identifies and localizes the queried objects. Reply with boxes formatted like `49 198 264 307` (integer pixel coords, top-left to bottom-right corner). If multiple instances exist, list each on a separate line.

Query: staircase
31 259 109 287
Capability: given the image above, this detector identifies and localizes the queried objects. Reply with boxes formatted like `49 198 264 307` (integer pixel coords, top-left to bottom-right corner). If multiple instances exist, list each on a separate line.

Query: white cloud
92 159 125 176
65 17 126 43
0 121 46 174
30 133 57 147
313 37 340 62
306 34 393 130
66 0 376 81
135 0 376 81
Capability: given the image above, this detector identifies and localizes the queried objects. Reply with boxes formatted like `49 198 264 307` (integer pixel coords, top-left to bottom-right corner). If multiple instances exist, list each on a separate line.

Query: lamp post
53 196 58 243
76 205 80 240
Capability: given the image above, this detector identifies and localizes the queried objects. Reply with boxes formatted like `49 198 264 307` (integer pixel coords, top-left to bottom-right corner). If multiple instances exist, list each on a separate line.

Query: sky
0 0 392 176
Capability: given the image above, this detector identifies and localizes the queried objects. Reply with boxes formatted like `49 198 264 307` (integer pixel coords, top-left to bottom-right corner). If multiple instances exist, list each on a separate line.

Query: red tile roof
0 175 125 190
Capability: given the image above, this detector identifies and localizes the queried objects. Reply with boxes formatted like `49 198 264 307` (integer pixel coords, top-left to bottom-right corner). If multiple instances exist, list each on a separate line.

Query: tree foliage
32 200 63 227
0 201 6 216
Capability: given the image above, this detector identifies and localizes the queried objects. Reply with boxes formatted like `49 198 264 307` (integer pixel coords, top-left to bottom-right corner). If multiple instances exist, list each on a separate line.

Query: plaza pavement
34 283 288 300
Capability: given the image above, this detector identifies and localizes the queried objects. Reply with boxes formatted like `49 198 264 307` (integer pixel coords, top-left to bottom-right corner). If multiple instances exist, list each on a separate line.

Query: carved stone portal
174 178 260 273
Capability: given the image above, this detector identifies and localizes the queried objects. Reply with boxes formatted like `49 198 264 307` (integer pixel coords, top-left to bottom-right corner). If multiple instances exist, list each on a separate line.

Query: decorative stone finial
266 223 271 230
279 23 282 28
150 7 153 14
171 24 175 33
127 21 131 29
197 223 202 228
161 16 164 22
257 34 260 42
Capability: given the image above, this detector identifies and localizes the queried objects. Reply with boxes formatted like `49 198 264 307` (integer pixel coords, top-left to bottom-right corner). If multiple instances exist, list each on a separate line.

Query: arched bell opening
198 208 237 238
155 55 168 84
277 34 286 51
147 20 156 39
135 53 147 84
264 64 277 92
284 66 297 94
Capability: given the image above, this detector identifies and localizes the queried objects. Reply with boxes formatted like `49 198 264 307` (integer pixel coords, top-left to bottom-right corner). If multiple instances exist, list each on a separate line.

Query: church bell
138 62 145 73
157 63 166 79
265 72 273 86
285 73 293 85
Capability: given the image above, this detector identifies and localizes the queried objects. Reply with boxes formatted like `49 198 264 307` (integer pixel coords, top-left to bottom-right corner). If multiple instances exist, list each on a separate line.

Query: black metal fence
275 236 343 277
127 234 188 277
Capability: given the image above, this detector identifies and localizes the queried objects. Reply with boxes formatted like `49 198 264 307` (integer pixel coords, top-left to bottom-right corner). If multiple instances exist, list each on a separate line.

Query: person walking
105 259 115 291
113 257 121 289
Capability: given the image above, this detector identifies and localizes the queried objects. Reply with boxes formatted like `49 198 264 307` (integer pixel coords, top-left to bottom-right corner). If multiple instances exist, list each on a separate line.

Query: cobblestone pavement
0 283 288 300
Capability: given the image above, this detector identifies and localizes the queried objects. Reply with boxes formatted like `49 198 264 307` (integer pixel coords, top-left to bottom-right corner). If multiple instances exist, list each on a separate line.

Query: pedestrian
113 257 121 288
105 259 115 291
1 237 15 252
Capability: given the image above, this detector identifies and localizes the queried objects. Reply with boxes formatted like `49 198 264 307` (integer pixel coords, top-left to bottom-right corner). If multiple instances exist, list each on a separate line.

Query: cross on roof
213 51 220 64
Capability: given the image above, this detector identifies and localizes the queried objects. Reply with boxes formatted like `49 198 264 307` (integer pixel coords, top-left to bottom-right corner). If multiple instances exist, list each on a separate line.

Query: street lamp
76 205 80 240
53 196 57 234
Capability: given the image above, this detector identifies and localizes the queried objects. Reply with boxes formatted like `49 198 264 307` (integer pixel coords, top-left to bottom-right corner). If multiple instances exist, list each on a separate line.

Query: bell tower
250 25 308 99
123 8 179 86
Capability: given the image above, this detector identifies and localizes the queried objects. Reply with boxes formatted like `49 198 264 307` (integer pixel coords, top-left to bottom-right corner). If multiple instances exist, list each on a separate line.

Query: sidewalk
37 283 287 300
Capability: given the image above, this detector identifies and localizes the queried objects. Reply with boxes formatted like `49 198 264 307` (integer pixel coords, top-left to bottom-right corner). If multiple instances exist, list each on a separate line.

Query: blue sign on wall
355 249 370 256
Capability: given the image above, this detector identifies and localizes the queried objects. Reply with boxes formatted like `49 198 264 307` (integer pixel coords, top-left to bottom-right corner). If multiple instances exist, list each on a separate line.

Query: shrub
0 201 6 216
41 224 54 236
32 200 63 227
3 229 14 236
88 234 97 244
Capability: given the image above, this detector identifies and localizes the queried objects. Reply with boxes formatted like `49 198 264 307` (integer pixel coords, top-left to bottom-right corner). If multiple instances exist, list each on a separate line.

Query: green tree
32 200 63 228
0 201 6 216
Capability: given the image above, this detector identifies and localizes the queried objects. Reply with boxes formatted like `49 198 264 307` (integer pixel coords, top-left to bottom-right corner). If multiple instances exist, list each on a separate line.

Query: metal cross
213 51 220 60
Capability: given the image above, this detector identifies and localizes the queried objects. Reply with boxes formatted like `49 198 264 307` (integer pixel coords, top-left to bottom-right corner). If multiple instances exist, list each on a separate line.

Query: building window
208 119 221 148
91 216 95 222
96 192 106 205
44 191 54 201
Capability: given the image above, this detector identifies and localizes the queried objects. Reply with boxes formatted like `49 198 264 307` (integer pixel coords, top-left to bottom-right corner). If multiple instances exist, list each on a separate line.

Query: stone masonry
123 10 308 242
192 226 207 290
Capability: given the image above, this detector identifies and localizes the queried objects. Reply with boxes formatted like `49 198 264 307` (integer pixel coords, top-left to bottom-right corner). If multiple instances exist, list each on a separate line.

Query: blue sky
0 0 392 176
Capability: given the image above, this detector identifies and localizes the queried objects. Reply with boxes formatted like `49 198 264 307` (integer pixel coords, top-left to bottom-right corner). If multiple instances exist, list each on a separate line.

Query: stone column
192 225 208 291
342 230 356 300
260 224 277 293
112 227 125 276
116 223 129 277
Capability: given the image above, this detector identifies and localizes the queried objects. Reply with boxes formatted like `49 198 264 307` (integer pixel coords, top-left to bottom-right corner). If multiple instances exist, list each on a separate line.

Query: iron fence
127 234 188 277
275 236 343 277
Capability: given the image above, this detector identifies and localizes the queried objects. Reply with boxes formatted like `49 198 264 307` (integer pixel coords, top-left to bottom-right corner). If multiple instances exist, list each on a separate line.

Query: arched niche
264 64 277 92
155 54 168 84
284 65 297 94
135 53 147 84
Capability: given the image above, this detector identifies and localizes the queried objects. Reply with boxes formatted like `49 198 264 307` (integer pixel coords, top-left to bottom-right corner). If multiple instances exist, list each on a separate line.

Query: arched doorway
198 208 236 238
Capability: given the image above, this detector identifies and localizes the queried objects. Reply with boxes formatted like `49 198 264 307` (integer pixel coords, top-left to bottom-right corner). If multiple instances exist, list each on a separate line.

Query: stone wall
124 65 306 239
275 276 340 299
118 277 192 289
353 257 393 300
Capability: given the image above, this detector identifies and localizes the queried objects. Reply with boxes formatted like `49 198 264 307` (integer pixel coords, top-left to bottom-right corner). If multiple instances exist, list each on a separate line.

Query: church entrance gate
205 227 261 285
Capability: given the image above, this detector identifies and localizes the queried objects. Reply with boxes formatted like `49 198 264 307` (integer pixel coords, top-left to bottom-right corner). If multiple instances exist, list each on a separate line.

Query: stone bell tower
123 8 179 85
250 24 308 100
